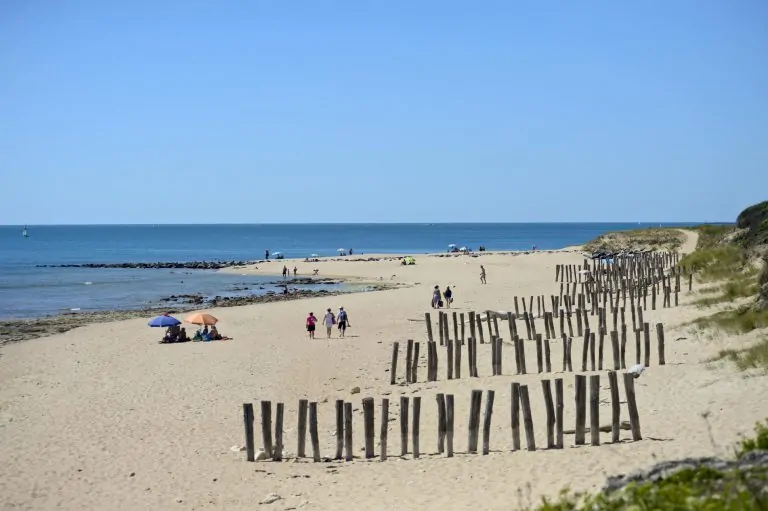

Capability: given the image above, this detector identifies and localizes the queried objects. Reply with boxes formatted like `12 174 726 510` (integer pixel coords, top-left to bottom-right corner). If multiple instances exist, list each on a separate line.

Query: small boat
22 225 29 238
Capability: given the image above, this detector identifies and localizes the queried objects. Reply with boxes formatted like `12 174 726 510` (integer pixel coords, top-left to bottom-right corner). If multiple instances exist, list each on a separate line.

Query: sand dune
2 234 767 511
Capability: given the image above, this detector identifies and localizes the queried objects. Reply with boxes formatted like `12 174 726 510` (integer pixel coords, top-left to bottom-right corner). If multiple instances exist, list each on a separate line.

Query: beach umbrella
184 312 219 325
148 315 181 327
337 248 345 252
459 246 468 251
310 253 319 257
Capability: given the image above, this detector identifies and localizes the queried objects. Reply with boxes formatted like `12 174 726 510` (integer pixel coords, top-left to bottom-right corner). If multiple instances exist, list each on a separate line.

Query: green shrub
694 307 768 334
737 419 768 458
712 336 768 371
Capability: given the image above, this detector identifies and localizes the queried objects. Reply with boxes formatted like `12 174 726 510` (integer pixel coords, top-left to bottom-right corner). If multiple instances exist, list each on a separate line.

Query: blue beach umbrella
148 315 181 327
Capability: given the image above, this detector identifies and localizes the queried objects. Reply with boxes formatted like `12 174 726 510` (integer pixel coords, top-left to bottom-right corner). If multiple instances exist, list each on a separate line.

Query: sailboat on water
22 225 29 238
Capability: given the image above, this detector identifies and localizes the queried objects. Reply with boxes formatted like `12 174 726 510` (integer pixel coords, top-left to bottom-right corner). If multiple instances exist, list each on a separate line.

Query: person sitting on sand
178 327 189 342
210 325 221 340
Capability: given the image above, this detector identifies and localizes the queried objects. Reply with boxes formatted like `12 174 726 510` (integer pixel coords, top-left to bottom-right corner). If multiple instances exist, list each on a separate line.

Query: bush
737 419 768 458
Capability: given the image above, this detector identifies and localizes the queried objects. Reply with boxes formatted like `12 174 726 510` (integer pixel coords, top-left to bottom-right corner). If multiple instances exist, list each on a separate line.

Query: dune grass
583 228 686 253
711 335 768 372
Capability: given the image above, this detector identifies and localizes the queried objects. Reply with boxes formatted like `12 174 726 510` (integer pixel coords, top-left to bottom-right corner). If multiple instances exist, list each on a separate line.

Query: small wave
84 281 92 285
70 308 81 311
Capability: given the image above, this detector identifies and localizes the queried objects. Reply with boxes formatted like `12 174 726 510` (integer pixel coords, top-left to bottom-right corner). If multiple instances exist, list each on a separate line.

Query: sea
0 223 693 319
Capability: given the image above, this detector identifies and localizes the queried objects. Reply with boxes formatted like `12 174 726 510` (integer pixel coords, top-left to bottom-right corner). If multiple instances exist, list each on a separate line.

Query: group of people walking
432 285 453 309
306 307 350 339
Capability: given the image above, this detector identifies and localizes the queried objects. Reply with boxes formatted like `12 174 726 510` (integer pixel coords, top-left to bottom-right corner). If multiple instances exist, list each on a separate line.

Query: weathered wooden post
405 339 414 383
363 397 375 459
400 396 409 456
620 325 627 369
436 393 446 453
446 394 455 457
589 375 600 446
510 382 521 451
544 336 552 372
574 374 587 445
425 312 434 343
536 333 543 373
344 402 353 461
309 402 321 462
643 322 651 367
412 341 420 382
390 342 399 385
273 402 284 461
656 323 666 365
412 396 421 459
555 378 564 448
380 398 389 461
581 327 590 371
589 332 596 371
446 339 454 380
623 372 642 441
260 400 273 458
542 379 555 448
482 390 495 455
335 400 344 459
519 385 536 451
468 390 482 453
608 371 620 443
243 403 255 462
610 330 620 370
598 328 605 370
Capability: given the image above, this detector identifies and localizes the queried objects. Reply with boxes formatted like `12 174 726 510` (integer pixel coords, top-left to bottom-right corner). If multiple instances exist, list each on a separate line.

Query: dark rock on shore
602 450 768 494
35 260 257 270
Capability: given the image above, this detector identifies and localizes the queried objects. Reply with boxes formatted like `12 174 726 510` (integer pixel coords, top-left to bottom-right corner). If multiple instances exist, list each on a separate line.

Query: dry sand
2 231 768 511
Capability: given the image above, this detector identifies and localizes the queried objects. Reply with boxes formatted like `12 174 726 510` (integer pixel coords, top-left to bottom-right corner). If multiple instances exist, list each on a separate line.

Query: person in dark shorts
337 307 350 337
444 286 453 308
306 312 317 339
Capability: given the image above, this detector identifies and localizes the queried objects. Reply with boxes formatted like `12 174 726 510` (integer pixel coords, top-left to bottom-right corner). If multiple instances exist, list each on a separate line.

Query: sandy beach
2 231 767 511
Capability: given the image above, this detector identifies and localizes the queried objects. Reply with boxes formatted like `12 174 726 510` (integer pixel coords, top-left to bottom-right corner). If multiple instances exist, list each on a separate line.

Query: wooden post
514 296 520 316
469 311 477 344
574 374 587 445
637 306 644 332
243 403 255 462
518 335 527 374
542 379 555 448
482 390 495 455
536 333 543 373
576 308 583 337
623 372 642 440
582 327 590 371
598 328 605 370
412 396 421 459
425 312 434 343
656 323 666 365
335 400 344 459
363 397 375 459
610 330 620 370
519 385 536 451
380 398 389 461
406 339 414 383
390 342 399 385
260 400 273 458
412 341 420 382
608 371 620 443
643 322 651 367
510 382 521 451
446 339 454 380
635 328 642 366
446 394 455 457
309 402 321 462
555 378 564 448
460 312 466 345
436 393 446 453
344 402 353 461
589 375 600 446
399 396 409 456
273 402 284 461
452 312 459 345
468 336 476 378
589 332 596 371
455 331 462 379
620 325 627 369
468 389 482 453
491 336 498 375
476 313 485 344
438 311 444 346
544 336 552 372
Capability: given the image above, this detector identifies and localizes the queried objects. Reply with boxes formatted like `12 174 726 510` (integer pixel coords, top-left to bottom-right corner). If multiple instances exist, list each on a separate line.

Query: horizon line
1 221 732 227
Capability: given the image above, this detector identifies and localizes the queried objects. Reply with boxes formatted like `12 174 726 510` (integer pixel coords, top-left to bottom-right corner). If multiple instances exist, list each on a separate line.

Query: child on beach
323 308 336 338
306 312 317 339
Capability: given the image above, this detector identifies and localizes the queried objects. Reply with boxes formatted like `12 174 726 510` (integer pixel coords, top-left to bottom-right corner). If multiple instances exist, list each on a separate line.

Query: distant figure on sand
480 266 487 284
282 265 288 278
265 249 270 260
337 307 350 337
306 312 317 339
293 266 297 276
444 286 453 308
323 308 336 338
432 285 443 308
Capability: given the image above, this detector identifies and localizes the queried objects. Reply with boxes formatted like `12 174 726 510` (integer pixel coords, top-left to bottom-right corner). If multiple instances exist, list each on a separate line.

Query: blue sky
1 1 766 225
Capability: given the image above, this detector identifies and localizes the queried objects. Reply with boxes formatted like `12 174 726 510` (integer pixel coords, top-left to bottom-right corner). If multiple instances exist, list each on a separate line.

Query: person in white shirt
323 308 336 338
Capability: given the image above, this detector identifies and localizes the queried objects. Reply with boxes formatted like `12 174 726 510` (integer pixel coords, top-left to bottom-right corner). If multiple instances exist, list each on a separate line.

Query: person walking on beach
432 285 442 308
323 308 336 338
444 286 453 308
282 265 288 278
265 249 270 260
337 307 350 337
306 312 317 339
480 265 487 284
293 266 297 277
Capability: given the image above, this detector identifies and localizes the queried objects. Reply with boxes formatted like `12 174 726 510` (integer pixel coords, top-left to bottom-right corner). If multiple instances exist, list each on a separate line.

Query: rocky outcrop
35 261 256 270
602 450 768 494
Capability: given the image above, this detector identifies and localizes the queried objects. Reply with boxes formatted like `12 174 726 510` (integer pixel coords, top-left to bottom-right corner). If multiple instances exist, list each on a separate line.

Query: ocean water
0 223 691 319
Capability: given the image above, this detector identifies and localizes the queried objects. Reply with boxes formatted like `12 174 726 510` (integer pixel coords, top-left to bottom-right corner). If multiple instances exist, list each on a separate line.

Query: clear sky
1 1 766 225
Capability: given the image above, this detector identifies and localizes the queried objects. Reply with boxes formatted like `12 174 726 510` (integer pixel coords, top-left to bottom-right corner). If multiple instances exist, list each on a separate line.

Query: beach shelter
184 312 219 325
148 314 181 327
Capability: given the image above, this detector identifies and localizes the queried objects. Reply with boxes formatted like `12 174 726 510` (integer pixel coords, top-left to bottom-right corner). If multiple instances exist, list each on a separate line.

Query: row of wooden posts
554 251 682 284
242 371 642 462
395 319 664 383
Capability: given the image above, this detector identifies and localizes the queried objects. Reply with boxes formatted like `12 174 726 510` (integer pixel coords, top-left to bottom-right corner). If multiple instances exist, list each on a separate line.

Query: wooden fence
402 310 666 383
242 371 642 462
